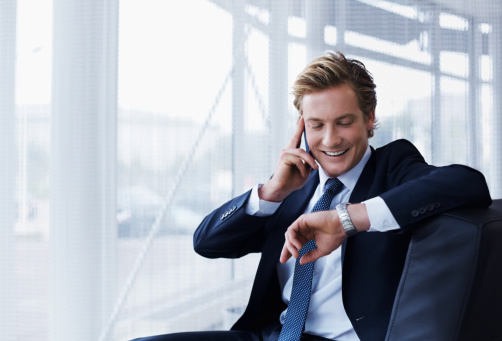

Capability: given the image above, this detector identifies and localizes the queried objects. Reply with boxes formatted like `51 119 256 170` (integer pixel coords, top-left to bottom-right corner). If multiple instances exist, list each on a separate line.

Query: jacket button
419 207 427 214
433 201 441 208
426 204 434 211
411 210 419 217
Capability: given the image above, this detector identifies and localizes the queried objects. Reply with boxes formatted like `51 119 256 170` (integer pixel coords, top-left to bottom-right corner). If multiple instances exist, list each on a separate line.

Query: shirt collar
318 145 371 193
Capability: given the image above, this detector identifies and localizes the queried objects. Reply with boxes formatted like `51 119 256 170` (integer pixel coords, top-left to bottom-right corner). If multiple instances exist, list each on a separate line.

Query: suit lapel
349 146 376 203
342 147 376 261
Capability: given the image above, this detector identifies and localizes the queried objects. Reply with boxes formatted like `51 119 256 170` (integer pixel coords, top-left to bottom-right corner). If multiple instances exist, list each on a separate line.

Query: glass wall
3 0 502 340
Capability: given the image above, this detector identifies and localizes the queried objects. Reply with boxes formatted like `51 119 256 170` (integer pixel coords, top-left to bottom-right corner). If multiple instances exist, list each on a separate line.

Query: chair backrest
385 199 502 341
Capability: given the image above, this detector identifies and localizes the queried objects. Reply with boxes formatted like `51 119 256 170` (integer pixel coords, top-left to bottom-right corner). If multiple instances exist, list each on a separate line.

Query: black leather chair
385 199 502 341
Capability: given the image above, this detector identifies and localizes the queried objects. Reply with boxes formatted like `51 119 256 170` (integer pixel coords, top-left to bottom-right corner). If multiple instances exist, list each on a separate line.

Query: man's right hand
258 116 318 202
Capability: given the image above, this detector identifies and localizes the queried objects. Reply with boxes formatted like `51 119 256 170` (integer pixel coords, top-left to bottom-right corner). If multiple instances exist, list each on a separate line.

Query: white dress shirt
244 146 400 340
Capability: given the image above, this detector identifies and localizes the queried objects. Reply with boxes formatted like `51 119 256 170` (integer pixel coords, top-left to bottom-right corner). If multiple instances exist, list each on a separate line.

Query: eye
309 123 322 130
338 117 355 126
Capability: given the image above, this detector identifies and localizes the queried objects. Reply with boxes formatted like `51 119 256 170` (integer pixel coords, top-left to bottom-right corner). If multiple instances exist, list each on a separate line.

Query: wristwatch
336 202 358 237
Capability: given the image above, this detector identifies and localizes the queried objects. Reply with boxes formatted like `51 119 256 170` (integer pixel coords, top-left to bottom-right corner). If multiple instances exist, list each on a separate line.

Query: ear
365 110 375 131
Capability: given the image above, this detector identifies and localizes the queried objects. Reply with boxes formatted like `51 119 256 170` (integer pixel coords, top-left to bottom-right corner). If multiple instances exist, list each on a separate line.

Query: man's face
303 84 375 178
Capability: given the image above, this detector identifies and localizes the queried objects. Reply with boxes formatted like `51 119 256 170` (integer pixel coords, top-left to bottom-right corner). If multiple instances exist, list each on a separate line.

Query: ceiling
211 0 502 24
426 0 502 23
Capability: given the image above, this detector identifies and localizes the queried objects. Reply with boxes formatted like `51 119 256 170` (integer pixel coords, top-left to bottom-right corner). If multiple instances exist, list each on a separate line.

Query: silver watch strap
336 202 358 237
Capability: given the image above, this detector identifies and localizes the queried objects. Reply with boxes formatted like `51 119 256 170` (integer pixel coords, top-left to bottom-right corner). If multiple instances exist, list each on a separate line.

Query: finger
284 229 303 256
287 220 314 251
301 152 318 171
279 244 293 264
286 115 306 149
299 249 324 265
284 242 300 261
285 154 312 178
282 148 318 172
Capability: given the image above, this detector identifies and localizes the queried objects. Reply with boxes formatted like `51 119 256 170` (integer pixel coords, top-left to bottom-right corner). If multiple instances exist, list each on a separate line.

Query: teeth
325 149 347 156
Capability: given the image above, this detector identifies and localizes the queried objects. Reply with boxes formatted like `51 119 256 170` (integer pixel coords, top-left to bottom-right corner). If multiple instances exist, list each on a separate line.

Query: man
134 52 491 340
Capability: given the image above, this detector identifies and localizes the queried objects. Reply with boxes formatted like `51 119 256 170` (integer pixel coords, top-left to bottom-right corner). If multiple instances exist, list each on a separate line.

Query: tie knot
324 177 343 194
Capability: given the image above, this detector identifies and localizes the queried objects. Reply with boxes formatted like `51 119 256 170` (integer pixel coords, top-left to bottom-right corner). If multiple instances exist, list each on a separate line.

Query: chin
321 166 346 178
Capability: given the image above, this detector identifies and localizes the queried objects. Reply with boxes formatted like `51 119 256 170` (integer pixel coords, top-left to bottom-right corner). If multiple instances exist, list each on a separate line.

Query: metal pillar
335 0 348 53
230 0 246 282
232 0 246 197
490 20 502 198
50 0 118 340
305 0 327 62
0 1 17 340
430 8 442 165
468 18 482 170
269 0 290 168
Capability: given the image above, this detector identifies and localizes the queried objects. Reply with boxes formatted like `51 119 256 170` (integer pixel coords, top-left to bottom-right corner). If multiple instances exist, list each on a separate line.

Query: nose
322 126 342 148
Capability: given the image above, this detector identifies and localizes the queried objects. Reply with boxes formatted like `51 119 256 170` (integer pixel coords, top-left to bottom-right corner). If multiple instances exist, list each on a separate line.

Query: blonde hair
292 51 378 137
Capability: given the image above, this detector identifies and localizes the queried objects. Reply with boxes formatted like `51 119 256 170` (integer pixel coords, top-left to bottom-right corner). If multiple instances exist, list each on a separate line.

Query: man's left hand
280 203 370 265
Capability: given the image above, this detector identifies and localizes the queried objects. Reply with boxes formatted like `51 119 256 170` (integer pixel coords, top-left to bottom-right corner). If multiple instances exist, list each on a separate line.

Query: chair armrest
386 200 502 341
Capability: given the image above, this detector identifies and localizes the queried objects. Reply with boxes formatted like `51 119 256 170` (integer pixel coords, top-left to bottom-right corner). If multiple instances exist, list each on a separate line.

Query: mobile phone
303 129 313 170
303 128 310 154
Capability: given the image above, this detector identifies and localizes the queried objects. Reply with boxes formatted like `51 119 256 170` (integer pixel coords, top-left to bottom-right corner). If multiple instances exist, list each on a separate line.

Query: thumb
299 248 324 265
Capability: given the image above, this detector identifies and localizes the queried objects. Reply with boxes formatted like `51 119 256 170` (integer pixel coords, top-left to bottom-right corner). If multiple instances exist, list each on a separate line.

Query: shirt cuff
244 184 282 217
362 196 401 232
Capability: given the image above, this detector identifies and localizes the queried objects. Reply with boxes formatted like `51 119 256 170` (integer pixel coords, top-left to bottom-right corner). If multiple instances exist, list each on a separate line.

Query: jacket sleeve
377 139 492 228
193 189 273 259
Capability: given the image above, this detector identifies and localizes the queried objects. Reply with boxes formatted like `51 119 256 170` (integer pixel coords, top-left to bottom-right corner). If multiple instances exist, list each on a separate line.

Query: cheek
346 127 367 142
306 130 322 146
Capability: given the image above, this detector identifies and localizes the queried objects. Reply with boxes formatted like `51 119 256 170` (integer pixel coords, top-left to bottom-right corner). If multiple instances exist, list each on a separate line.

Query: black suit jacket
193 139 492 340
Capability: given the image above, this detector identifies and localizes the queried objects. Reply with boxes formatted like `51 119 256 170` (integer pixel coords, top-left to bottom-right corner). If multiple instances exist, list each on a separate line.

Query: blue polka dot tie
278 177 344 341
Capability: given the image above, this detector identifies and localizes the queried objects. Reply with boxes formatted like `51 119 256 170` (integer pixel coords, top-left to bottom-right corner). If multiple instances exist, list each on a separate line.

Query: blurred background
1 0 501 340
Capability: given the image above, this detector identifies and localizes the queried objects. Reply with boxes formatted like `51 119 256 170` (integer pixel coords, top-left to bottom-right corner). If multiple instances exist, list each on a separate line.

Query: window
5 1 501 340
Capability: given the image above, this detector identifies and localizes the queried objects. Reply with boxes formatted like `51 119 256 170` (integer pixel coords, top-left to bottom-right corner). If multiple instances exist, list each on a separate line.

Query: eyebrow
306 113 358 122
336 113 358 121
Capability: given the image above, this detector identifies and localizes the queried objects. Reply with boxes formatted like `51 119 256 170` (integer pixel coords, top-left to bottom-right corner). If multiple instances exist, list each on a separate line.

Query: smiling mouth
323 149 349 156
